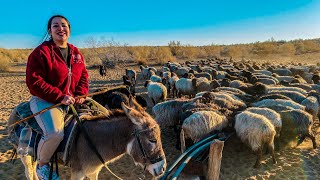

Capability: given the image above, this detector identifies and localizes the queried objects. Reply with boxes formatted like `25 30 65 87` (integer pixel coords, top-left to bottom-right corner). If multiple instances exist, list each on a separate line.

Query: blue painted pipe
160 133 219 180
171 133 235 179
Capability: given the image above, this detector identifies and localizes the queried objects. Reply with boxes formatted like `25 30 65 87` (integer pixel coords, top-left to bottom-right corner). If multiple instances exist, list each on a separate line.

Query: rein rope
9 88 112 128
69 104 123 180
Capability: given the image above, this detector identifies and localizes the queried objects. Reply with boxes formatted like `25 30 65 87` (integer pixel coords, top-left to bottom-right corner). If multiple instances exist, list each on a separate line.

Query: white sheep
168 73 180 98
246 107 282 137
182 111 228 142
252 77 278 85
269 68 292 76
140 65 150 79
175 67 190 77
150 74 162 83
197 80 220 92
251 99 305 110
286 83 313 92
152 98 198 127
253 83 308 96
175 78 198 98
144 80 167 106
229 80 247 88
272 74 295 83
235 111 277 168
254 70 272 76
216 87 247 95
267 90 306 103
125 69 137 85
301 96 319 121
181 110 228 151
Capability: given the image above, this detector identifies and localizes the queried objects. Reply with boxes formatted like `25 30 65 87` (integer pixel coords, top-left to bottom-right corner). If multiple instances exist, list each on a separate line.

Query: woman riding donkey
26 14 88 180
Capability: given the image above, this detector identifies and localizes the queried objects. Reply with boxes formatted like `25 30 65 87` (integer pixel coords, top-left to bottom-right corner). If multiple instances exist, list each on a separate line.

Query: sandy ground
0 63 320 180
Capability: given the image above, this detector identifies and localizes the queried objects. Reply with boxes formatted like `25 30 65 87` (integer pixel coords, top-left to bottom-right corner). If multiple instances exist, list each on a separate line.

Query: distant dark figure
99 65 106 77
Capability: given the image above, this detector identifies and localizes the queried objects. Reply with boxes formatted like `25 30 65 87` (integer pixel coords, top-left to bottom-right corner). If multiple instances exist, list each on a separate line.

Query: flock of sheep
95 58 320 174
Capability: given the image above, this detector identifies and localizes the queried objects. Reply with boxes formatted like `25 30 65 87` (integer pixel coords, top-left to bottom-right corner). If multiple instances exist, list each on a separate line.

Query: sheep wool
246 107 282 136
252 99 305 110
182 111 228 142
235 111 276 152
152 98 191 127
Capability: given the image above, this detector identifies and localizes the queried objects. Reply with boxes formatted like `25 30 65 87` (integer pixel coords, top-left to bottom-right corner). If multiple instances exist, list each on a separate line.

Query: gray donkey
7 98 166 180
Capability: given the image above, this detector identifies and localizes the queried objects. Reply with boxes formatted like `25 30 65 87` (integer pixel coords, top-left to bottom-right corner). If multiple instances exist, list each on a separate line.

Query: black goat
99 65 107 77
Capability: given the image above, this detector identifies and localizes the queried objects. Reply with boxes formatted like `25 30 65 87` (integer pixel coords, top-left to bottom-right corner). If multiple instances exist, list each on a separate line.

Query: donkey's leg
71 170 85 180
86 172 99 180
21 155 35 180
32 160 39 180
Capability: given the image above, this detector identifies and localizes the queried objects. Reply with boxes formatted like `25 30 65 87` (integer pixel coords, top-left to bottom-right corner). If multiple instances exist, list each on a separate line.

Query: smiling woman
25 14 89 180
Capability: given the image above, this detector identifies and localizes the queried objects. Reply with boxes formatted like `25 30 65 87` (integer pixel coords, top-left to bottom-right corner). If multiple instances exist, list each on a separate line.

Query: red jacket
26 41 89 103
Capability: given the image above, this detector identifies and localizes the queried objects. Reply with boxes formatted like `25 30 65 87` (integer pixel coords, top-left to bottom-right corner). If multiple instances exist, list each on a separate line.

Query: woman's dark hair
42 15 71 42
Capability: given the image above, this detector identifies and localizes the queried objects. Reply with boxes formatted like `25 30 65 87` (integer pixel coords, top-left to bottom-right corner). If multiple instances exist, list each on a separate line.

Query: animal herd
109 57 319 173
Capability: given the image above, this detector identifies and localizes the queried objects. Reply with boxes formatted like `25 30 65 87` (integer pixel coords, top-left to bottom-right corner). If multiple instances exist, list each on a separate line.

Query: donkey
7 98 166 180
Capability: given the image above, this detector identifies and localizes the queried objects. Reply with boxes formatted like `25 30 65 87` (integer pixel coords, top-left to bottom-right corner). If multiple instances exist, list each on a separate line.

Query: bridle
132 125 165 168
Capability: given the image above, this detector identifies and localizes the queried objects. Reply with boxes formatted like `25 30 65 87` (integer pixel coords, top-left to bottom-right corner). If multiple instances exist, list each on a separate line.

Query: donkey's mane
80 109 128 122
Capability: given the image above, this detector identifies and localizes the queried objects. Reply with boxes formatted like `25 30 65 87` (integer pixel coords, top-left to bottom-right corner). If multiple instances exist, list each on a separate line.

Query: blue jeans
29 96 67 164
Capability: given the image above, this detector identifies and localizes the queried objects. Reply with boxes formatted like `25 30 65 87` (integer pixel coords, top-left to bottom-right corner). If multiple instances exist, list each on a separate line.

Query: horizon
1 0 320 49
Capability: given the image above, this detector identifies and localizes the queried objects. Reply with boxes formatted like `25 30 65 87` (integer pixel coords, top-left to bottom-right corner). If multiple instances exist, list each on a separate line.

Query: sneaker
36 164 60 180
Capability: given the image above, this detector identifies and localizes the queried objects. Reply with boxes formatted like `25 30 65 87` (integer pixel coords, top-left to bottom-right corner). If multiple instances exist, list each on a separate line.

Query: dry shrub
176 46 199 59
0 54 10 72
81 48 103 67
220 45 249 58
278 43 295 55
168 40 182 56
251 42 278 56
197 47 209 58
129 46 151 65
203 46 222 58
152 47 175 65
294 40 320 54
0 48 31 63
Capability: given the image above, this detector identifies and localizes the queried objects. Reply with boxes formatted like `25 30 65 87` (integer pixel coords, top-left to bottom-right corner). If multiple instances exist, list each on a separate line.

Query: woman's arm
26 48 65 103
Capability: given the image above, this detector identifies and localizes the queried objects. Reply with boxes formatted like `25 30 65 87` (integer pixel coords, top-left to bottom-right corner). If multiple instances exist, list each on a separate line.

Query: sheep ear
121 102 143 126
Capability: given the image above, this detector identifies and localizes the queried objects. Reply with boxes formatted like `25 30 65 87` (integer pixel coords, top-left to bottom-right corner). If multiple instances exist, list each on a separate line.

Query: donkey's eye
149 139 157 144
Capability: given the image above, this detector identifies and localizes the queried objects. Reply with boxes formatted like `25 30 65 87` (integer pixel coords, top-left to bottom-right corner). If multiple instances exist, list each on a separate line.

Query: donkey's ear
121 102 132 114
121 102 143 126
129 96 145 112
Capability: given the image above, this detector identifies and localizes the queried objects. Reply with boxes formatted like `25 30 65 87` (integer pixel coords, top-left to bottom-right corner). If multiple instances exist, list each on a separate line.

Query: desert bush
152 47 175 64
251 42 278 56
203 45 222 58
0 48 31 63
84 37 132 68
220 45 248 58
128 46 151 65
81 48 103 67
294 40 320 54
277 43 295 55
168 41 182 56
197 47 209 58
0 53 10 72
177 46 199 59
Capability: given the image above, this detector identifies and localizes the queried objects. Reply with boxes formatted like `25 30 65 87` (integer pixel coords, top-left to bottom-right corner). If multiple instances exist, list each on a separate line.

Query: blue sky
1 0 319 48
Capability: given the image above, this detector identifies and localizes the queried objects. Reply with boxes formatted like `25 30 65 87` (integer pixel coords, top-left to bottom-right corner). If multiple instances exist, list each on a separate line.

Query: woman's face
49 17 70 45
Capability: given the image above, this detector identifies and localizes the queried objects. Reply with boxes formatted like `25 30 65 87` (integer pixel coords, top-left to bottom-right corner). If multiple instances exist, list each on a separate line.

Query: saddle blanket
11 102 78 166
9 98 108 166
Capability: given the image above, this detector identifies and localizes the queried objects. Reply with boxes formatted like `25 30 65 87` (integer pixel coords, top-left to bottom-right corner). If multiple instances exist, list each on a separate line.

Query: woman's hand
61 95 75 105
75 97 86 104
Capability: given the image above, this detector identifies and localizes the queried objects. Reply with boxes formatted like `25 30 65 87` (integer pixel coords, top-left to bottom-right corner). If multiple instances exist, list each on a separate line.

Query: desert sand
0 63 319 180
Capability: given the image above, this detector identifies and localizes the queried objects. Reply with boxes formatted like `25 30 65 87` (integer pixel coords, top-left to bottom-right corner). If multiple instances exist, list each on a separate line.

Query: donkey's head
121 98 166 177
